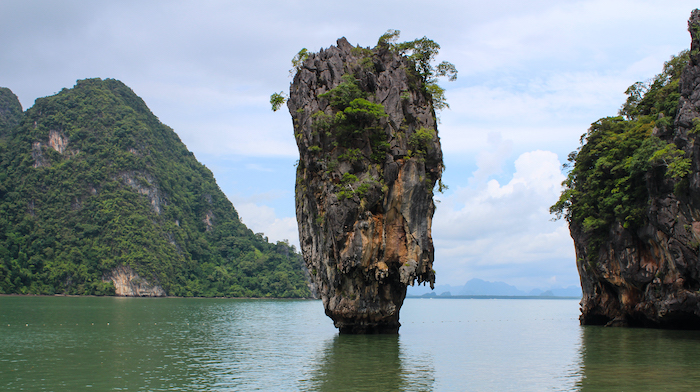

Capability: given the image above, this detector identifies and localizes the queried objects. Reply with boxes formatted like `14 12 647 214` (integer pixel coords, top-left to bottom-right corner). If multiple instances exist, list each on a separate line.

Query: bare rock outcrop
575 10 700 328
288 38 443 333
104 265 166 297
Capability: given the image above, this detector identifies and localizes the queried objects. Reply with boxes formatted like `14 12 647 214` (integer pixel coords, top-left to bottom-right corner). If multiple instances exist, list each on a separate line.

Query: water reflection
4 297 613 391
576 326 700 391
304 334 435 391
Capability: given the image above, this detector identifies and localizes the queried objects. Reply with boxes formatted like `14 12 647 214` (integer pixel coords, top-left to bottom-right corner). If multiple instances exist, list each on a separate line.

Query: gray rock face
576 10 700 328
288 38 443 333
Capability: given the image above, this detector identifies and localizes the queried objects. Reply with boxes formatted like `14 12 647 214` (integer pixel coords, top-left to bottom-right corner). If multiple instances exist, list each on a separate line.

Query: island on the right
552 9 700 328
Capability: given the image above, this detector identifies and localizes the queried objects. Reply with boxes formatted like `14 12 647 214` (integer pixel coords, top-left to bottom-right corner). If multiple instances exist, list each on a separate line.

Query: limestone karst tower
287 36 447 333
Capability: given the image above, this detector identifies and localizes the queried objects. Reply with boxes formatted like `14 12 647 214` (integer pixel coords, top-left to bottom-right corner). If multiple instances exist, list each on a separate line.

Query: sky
1 0 698 291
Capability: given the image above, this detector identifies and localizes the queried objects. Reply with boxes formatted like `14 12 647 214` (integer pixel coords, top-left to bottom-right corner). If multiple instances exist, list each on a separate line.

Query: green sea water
1 296 699 391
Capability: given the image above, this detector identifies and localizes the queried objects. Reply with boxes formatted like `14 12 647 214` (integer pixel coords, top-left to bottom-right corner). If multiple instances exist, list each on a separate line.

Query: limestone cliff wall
576 10 700 327
288 38 443 333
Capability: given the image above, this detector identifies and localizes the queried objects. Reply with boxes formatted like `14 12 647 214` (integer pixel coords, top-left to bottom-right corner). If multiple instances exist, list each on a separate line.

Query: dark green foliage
315 74 389 159
343 99 388 128
0 87 23 135
551 52 692 258
0 78 310 297
319 74 367 110
619 51 688 121
290 48 309 76
409 127 436 156
270 92 287 112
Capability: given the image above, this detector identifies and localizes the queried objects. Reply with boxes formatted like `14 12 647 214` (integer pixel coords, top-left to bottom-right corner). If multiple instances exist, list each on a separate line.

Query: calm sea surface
2 296 700 391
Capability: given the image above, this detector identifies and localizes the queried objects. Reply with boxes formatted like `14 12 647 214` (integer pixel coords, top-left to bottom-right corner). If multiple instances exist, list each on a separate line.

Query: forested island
552 10 700 327
0 79 311 298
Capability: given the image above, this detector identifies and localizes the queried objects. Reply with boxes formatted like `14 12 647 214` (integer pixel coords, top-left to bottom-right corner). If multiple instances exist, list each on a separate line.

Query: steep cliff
288 37 445 333
554 10 700 328
0 78 310 298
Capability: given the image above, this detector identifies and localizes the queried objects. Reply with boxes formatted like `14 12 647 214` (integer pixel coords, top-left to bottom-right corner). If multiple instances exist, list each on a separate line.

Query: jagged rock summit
288 37 444 333
561 9 700 328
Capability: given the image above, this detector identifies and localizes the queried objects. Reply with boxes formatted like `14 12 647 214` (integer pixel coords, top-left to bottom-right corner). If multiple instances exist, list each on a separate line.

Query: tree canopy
551 51 691 257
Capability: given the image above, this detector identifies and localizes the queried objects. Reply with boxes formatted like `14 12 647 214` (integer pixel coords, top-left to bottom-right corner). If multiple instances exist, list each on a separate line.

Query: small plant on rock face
351 46 373 57
290 48 309 76
326 159 338 173
355 182 371 198
337 172 360 201
319 74 367 109
409 127 435 155
270 92 287 112
342 98 387 129
341 172 358 184
436 178 448 193
311 111 334 131
339 148 363 163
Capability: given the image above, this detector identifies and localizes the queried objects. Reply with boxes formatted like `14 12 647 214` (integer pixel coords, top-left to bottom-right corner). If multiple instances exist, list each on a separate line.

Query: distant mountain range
406 278 581 298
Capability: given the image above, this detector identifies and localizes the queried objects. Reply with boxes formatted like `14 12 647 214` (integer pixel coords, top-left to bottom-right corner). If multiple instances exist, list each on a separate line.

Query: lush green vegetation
551 51 691 257
0 78 310 297
315 74 389 157
0 88 23 135
270 92 286 112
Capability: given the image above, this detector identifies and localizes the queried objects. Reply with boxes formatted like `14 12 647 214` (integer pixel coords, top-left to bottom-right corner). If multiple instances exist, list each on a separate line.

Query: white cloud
233 201 300 250
438 69 650 156
433 150 576 290
471 132 513 183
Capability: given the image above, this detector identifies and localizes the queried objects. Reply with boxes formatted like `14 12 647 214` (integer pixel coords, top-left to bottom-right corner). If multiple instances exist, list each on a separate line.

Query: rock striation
288 38 443 333
573 10 700 328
